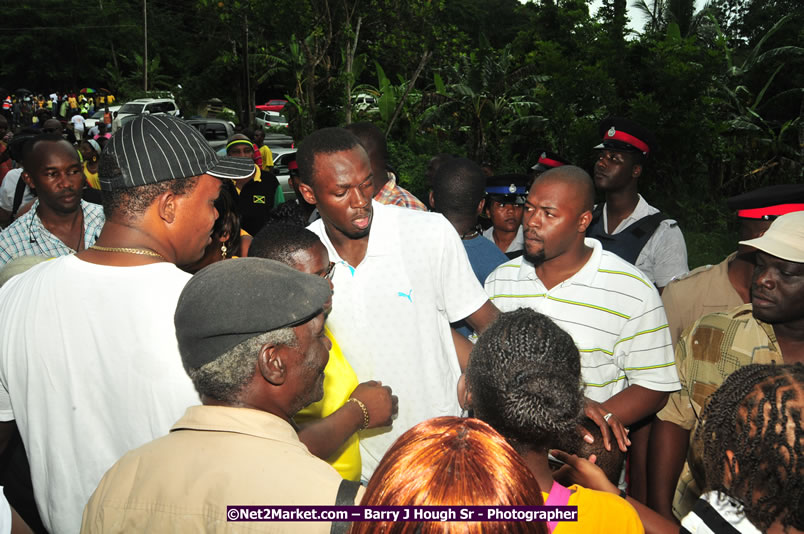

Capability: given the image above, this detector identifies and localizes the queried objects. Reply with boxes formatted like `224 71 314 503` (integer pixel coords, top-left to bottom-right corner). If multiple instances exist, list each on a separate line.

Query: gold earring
221 244 228 259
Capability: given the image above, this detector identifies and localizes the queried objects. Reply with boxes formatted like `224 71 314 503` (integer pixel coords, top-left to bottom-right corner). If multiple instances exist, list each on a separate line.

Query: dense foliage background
2 0 801 266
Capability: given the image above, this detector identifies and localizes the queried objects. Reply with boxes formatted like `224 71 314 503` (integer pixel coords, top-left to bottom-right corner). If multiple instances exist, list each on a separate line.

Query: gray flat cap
175 257 331 371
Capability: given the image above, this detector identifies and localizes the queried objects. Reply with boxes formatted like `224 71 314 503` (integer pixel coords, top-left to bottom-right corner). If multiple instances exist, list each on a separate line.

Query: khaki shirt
82 405 363 533
661 252 743 347
656 304 781 519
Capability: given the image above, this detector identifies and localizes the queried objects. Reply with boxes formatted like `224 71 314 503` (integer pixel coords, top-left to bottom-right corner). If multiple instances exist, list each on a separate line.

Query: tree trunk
385 50 431 137
344 16 362 125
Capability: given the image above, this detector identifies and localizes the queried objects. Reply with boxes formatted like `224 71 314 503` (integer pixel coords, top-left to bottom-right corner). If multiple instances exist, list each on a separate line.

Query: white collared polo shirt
309 201 489 479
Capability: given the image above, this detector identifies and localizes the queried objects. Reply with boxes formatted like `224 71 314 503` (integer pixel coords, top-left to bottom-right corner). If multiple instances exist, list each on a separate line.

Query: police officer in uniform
661 184 804 346
527 150 570 187
482 174 528 259
587 117 688 292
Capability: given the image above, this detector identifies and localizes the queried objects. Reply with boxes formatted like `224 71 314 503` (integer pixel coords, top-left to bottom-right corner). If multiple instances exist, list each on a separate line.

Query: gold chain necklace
89 245 167 261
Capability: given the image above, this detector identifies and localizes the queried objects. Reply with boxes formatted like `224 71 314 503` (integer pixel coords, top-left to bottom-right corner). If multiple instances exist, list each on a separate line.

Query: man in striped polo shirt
484 165 680 452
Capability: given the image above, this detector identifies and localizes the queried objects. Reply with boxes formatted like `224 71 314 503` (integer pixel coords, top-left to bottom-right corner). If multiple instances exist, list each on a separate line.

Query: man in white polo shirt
298 127 498 480
485 165 679 450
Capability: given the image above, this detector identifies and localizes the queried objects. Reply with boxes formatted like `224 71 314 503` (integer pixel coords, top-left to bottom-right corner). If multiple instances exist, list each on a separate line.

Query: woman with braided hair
552 363 804 534
682 363 804 534
462 308 644 533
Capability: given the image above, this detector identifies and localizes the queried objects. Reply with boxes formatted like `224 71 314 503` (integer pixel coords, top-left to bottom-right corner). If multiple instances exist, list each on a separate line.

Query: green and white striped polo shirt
484 238 680 402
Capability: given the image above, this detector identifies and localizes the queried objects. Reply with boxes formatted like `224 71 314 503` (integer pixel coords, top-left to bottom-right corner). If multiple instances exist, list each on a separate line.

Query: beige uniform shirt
655 304 781 519
661 252 743 347
82 405 362 533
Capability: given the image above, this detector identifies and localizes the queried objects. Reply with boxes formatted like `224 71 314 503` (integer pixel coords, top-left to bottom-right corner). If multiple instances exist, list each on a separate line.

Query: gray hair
187 328 297 402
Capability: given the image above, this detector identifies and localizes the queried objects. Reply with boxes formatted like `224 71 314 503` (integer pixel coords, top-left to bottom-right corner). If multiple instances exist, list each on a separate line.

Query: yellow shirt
542 485 644 534
294 326 361 481
259 145 274 170
83 163 100 190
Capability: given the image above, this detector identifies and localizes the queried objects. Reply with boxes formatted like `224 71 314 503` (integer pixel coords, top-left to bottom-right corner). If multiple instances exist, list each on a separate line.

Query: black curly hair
697 363 803 532
465 308 584 453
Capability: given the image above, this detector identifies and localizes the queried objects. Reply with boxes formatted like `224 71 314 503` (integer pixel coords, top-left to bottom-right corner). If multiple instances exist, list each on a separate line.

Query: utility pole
243 12 253 127
144 0 148 93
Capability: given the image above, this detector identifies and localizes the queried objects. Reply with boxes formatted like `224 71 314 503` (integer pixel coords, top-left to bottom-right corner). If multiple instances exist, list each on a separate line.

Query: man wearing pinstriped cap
0 114 255 533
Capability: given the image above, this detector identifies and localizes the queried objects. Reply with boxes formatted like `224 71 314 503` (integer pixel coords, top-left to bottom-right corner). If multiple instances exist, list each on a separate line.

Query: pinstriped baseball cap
99 114 255 191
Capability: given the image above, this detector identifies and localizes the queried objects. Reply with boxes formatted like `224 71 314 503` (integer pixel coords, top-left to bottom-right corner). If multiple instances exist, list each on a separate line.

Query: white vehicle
272 148 297 201
255 110 289 129
112 98 180 132
84 106 121 132
352 93 378 113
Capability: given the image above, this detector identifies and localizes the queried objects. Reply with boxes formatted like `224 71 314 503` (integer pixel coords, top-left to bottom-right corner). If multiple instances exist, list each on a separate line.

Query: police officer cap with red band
530 150 571 174
594 117 657 157
486 174 529 205
726 184 804 221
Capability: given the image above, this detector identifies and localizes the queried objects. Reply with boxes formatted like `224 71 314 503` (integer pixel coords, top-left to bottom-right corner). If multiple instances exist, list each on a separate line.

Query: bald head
535 166 595 215
523 165 595 267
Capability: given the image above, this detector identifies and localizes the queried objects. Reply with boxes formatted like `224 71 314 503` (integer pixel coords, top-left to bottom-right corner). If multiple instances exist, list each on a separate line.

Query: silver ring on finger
603 412 613 423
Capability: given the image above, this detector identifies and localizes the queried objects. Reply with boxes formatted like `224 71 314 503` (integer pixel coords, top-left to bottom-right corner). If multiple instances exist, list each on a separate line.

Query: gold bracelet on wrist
347 398 370 430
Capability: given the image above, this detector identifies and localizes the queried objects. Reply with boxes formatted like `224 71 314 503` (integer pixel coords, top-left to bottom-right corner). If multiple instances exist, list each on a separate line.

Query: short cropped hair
22 133 68 171
249 223 322 266
98 148 199 220
430 157 486 217
296 127 362 186
352 416 547 534
537 165 595 213
558 417 625 484
343 122 388 162
467 309 584 453
186 328 296 403
264 202 309 228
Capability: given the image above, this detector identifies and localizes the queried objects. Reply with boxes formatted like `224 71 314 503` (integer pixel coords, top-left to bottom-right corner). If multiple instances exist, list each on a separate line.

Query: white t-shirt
484 239 680 403
0 256 200 534
0 169 34 213
308 201 489 479
70 114 85 132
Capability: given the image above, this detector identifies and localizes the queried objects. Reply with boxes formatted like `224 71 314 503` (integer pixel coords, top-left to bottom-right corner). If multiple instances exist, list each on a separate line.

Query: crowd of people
1 91 116 134
0 110 800 534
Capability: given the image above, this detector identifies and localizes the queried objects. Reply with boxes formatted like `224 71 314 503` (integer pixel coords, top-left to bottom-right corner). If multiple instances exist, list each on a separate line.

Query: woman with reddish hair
351 416 547 534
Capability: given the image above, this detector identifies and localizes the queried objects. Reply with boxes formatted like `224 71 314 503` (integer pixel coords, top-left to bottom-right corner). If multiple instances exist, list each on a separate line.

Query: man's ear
723 449 739 487
578 210 593 233
21 171 35 190
476 198 486 217
429 190 435 209
298 182 317 206
258 343 286 386
631 163 643 180
156 191 177 223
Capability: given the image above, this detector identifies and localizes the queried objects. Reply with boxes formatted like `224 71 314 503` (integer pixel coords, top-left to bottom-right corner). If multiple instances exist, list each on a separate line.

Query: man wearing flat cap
648 210 804 521
587 117 688 292
660 184 804 347
482 173 529 259
83 258 361 532
0 115 255 534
